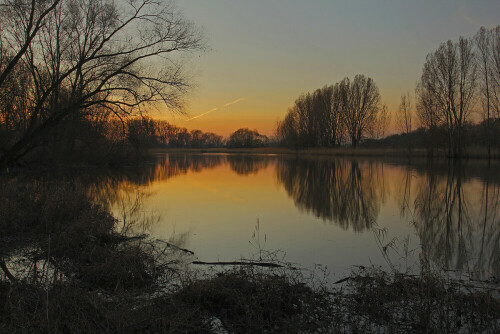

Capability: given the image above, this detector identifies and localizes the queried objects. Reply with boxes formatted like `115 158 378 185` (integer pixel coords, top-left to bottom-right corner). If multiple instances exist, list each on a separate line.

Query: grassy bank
1 177 499 333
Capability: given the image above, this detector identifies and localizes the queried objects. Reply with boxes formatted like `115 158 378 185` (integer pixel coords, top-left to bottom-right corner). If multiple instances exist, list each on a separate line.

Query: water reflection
412 161 500 280
227 155 270 175
152 154 224 181
85 154 226 209
276 158 386 232
64 153 500 280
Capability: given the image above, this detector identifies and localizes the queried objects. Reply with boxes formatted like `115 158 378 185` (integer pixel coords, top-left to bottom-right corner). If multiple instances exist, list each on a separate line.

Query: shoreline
148 146 500 160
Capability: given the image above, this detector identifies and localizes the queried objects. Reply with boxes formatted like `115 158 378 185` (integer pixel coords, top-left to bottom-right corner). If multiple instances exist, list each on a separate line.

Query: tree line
126 117 223 149
277 26 500 156
126 118 269 149
276 75 389 148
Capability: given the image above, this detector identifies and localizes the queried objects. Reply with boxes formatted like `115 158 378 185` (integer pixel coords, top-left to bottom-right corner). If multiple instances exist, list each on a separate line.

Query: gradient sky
155 0 500 137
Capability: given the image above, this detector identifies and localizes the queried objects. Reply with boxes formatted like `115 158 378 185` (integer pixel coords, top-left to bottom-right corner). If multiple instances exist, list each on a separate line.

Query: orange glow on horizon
153 95 403 139
150 72 417 139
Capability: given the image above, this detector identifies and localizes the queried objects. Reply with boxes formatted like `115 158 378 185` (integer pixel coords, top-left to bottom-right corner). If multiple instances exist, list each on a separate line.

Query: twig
157 240 194 255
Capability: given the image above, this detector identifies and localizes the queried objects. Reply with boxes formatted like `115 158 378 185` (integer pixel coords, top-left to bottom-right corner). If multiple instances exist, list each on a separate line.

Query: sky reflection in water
93 153 500 281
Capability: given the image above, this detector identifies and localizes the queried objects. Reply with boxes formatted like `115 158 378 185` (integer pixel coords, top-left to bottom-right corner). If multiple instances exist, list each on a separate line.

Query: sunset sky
155 0 500 137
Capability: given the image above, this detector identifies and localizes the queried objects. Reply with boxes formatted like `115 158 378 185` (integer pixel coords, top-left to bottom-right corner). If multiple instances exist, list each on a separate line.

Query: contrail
186 107 218 121
457 4 493 28
186 97 247 121
223 97 247 107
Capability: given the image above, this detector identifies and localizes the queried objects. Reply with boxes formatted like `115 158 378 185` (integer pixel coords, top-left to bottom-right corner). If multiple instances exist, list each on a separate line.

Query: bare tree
416 81 443 130
276 75 382 147
371 103 390 140
475 26 493 158
0 0 62 88
311 88 326 146
416 80 444 155
342 74 382 147
0 0 203 166
396 92 413 152
228 128 268 148
490 26 500 118
417 38 477 157
276 109 299 147
331 82 347 145
294 92 314 146
397 92 413 135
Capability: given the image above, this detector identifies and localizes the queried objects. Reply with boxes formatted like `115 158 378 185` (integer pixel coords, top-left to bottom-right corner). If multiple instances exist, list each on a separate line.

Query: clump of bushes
172 268 332 333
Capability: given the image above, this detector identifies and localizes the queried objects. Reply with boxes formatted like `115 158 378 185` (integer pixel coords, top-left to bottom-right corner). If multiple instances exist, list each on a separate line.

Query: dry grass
2 265 499 333
334 266 500 333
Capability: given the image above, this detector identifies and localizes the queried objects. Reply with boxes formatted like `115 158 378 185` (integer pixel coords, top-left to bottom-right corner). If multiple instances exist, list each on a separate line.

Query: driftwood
192 260 284 268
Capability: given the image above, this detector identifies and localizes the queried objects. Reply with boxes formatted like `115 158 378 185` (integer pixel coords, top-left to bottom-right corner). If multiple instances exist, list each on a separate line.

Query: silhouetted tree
474 26 500 158
342 75 382 147
397 93 413 136
276 110 299 147
417 38 477 157
276 75 382 147
0 0 203 166
490 26 500 118
371 103 390 140
127 118 157 149
189 130 203 147
201 132 223 148
227 128 268 148
331 83 347 145
396 93 414 152
0 0 61 88
176 128 191 148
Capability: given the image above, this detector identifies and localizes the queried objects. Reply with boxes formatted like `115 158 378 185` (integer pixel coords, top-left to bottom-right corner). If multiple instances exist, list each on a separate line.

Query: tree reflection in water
227 155 270 176
276 157 386 232
86 153 227 209
73 153 500 280
413 161 500 280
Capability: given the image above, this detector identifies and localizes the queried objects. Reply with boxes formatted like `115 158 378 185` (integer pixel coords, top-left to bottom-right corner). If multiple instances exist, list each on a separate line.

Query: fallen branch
192 260 284 268
333 277 350 284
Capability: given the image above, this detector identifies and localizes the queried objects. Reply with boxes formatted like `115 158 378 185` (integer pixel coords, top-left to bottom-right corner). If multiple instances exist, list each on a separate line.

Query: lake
88 152 500 282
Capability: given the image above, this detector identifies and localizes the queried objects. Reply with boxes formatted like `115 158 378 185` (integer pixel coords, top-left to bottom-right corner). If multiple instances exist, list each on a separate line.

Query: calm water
89 153 500 281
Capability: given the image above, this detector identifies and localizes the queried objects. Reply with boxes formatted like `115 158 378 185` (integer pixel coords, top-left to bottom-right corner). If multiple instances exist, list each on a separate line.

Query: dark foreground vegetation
1 177 499 333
